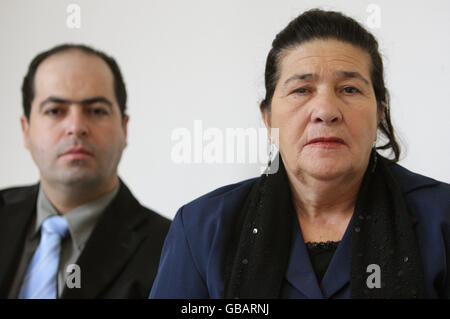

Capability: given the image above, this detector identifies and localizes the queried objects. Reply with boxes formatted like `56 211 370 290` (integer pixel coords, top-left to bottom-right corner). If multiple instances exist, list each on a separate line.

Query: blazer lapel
320 214 353 298
0 185 38 297
285 219 324 299
62 181 149 298
286 214 354 299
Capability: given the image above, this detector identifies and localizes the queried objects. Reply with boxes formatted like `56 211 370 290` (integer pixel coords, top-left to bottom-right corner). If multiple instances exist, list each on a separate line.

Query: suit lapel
285 219 324 299
286 214 354 299
320 214 353 298
62 182 149 298
0 185 38 297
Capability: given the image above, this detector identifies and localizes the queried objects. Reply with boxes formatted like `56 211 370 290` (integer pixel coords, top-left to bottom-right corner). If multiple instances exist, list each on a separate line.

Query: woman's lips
305 137 346 148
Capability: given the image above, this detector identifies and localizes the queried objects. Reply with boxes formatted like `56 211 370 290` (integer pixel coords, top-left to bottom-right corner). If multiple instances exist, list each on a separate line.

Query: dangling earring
372 141 377 173
266 141 273 176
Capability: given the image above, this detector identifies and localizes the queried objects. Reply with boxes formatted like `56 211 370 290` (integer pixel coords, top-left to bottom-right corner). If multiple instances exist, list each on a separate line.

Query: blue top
150 163 450 298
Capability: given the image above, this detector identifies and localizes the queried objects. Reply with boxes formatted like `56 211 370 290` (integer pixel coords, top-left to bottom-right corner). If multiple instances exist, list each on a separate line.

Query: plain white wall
1 0 449 220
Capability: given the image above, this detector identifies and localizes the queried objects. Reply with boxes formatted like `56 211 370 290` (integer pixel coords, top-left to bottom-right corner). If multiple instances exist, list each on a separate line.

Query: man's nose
310 89 343 125
66 106 89 137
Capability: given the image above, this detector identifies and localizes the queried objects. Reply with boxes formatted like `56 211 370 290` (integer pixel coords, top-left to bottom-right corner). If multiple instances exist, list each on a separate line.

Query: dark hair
22 43 127 120
260 9 400 162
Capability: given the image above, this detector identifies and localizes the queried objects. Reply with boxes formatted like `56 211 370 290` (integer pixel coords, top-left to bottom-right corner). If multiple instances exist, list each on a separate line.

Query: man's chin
53 170 100 187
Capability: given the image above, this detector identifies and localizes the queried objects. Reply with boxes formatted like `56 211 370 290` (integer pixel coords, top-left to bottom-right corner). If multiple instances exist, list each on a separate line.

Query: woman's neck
287 168 364 221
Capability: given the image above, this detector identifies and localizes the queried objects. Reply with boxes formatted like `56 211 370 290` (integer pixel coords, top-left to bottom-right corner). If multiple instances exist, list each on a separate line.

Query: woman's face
264 39 382 182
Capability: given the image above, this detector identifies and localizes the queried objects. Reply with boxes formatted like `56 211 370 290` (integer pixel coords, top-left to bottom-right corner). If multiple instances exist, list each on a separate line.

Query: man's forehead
37 49 111 76
33 49 115 99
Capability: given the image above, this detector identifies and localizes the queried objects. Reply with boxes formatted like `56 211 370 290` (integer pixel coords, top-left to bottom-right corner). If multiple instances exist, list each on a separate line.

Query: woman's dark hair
22 43 127 120
261 9 400 162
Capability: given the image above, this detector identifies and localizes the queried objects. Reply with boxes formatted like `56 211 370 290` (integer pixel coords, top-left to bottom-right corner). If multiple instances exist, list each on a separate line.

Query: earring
372 141 377 173
266 141 273 176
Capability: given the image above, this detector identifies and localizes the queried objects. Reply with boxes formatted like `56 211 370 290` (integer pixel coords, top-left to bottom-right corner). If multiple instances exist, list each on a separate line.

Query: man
0 44 170 298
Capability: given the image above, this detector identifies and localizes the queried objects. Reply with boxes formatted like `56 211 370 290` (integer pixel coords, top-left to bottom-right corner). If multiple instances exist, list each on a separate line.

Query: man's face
21 49 128 189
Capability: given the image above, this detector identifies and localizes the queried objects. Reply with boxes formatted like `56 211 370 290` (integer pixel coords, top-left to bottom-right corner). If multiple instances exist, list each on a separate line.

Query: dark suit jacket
150 162 450 299
0 180 170 298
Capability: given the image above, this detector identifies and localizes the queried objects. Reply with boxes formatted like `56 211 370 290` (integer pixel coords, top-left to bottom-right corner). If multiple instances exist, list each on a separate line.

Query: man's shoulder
116 181 171 231
0 184 38 206
139 204 171 229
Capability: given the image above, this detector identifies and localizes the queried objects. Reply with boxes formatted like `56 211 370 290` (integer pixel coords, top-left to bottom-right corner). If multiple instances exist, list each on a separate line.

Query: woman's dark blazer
150 162 449 299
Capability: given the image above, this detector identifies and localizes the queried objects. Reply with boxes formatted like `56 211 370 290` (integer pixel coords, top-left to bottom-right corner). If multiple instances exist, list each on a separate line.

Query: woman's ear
377 101 386 125
260 103 271 139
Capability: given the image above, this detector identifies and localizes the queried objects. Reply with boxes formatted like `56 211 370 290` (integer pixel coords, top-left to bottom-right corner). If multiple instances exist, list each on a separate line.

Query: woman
151 9 449 298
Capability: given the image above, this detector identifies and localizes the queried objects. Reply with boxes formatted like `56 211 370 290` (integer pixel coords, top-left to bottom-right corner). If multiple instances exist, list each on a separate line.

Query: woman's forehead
278 39 372 82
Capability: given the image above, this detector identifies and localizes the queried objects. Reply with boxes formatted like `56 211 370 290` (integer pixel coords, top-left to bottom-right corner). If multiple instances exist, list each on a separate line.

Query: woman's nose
310 90 343 124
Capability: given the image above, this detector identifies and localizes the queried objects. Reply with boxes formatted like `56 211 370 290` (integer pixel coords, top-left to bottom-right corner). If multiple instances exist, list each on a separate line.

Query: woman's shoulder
186 177 258 207
389 162 450 222
165 177 259 287
175 177 259 234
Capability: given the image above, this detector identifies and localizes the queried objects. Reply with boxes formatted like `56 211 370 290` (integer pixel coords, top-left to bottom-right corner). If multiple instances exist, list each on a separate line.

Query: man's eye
90 108 108 116
45 108 62 116
343 86 360 94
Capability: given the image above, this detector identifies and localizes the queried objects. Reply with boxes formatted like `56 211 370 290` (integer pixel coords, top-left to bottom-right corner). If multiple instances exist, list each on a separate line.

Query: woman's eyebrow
283 71 370 87
334 71 370 86
283 73 317 86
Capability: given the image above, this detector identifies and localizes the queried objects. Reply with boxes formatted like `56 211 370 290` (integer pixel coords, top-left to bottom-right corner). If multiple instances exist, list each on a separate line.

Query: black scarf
224 152 426 298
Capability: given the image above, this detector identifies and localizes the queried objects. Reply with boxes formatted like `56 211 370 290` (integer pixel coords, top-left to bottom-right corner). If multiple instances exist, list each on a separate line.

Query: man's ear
122 114 129 148
20 115 31 150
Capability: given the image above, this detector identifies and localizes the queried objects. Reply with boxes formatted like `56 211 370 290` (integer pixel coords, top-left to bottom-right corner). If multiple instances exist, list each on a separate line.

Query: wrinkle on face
266 39 379 183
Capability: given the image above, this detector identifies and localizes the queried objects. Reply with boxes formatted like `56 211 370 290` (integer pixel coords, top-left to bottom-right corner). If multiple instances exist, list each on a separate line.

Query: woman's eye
343 86 360 94
292 87 310 94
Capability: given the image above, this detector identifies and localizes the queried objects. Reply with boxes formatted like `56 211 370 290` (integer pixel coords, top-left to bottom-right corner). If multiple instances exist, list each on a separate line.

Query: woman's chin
298 159 351 181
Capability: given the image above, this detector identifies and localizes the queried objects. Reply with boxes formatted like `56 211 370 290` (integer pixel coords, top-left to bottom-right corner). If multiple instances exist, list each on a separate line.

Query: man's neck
39 177 119 215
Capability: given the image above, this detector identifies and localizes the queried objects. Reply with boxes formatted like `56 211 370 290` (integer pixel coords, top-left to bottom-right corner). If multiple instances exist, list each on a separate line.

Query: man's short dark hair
22 43 127 120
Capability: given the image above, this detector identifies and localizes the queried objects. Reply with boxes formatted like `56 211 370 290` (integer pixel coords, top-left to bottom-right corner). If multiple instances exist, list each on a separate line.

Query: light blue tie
19 215 69 299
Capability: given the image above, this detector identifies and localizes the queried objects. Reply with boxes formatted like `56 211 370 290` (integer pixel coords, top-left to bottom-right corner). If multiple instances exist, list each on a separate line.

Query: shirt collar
34 183 120 251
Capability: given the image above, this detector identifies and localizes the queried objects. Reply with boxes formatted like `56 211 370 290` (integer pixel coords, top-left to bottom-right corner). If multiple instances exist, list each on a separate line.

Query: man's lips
305 137 346 146
60 147 93 158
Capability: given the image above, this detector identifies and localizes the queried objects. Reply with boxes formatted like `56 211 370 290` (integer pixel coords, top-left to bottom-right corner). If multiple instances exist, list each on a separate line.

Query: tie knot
41 215 69 238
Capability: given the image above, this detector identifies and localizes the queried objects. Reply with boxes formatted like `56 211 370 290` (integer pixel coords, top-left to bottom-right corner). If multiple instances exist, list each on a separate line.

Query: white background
1 0 449 219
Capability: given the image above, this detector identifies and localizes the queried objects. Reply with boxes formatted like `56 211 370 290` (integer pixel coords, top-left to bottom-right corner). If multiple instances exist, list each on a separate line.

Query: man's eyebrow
39 96 70 110
39 96 113 111
80 97 113 107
